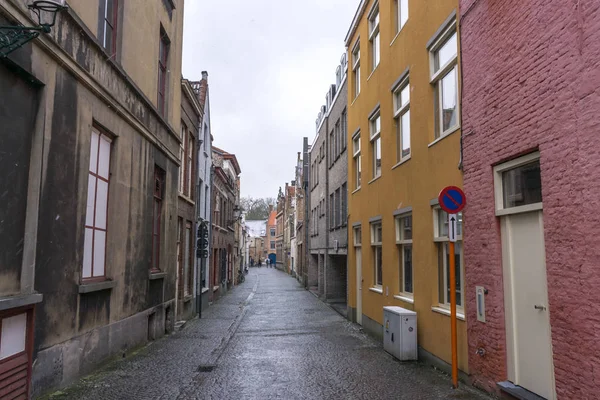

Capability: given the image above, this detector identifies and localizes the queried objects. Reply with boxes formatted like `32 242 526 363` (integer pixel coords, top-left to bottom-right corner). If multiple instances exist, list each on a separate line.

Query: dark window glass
502 160 542 208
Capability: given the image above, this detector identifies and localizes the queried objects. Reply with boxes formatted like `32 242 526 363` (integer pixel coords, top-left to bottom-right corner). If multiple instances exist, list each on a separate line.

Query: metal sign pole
449 238 458 389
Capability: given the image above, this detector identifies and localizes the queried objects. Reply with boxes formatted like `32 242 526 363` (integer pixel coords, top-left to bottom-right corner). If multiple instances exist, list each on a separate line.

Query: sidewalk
39 273 258 399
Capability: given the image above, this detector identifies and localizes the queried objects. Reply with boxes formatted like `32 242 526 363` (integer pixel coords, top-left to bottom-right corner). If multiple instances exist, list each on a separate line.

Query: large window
101 0 118 56
330 193 335 230
270 241 276 250
341 183 347 227
395 0 408 33
178 123 194 198
83 129 112 280
352 41 360 97
158 27 170 117
341 109 347 151
393 79 411 162
270 228 276 237
353 132 361 189
434 208 463 308
430 24 459 139
371 221 383 287
368 3 380 70
184 222 192 296
395 213 413 296
151 166 165 272
370 112 381 179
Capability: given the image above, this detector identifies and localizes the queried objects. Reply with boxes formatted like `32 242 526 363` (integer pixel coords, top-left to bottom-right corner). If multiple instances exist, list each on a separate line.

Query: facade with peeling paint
0 0 184 396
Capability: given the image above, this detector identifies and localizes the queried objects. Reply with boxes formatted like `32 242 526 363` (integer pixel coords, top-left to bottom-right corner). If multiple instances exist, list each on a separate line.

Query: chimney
269 204 273 212
297 152 301 162
202 71 208 81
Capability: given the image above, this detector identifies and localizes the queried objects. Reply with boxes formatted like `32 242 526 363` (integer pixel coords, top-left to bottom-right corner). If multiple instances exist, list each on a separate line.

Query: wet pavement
45 268 491 400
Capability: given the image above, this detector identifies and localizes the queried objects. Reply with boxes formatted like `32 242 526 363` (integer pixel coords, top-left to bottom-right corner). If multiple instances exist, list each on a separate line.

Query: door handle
534 304 546 311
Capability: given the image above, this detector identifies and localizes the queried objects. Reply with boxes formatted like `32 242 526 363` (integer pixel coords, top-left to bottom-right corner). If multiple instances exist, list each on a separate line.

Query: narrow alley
47 269 489 400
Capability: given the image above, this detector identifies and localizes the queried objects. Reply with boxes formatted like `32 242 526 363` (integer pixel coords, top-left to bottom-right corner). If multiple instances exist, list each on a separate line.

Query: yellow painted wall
346 0 468 372
68 0 183 133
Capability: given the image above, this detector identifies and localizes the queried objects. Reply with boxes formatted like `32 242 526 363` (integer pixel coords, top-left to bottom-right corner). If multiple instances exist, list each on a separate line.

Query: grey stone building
308 53 349 305
0 0 185 396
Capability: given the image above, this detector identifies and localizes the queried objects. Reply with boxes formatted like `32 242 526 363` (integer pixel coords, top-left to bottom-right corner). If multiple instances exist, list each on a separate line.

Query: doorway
494 153 555 399
356 248 362 325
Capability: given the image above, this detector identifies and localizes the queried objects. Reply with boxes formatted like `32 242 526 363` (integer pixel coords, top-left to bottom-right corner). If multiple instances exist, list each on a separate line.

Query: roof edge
344 0 367 46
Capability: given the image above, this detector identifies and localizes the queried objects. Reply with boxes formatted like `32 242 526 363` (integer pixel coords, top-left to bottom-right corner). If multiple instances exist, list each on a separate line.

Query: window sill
183 295 193 303
367 65 379 81
368 175 381 185
213 286 219 292
201 287 210 294
178 194 195 206
393 294 414 304
149 272 166 280
391 156 411 170
369 287 383 294
79 280 116 294
352 187 361 194
351 94 360 106
0 293 43 311
431 306 465 321
428 126 460 148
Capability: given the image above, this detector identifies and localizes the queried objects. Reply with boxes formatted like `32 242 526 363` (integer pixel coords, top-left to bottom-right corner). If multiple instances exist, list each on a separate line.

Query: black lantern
0 0 68 57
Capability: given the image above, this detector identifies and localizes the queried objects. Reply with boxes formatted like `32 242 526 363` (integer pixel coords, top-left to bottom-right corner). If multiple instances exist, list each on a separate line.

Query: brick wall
460 0 600 397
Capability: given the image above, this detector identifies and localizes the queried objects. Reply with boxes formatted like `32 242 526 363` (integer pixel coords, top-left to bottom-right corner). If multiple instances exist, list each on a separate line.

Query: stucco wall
460 0 600 396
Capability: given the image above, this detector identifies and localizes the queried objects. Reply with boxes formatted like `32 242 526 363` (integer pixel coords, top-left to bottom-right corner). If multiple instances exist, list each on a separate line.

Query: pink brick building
460 1 600 399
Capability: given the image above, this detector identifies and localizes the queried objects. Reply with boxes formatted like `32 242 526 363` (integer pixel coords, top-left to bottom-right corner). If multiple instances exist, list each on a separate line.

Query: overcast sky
182 0 359 199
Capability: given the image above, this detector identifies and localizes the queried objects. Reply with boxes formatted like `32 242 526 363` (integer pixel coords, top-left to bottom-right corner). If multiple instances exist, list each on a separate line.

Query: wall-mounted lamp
0 0 68 58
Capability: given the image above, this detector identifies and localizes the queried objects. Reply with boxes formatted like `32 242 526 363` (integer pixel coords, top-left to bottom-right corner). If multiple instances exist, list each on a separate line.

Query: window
341 183 347 226
329 130 334 165
395 0 408 33
270 228 276 237
83 129 112 280
151 166 165 272
270 241 275 250
101 0 118 56
330 193 335 229
354 226 362 247
335 189 341 228
184 222 192 296
341 109 347 151
352 41 360 97
353 132 361 189
187 134 193 198
162 0 175 19
396 214 413 295
502 161 542 209
158 27 170 117
179 125 185 194
0 312 28 361
371 221 383 287
430 25 459 138
393 79 411 162
368 3 380 70
434 208 463 308
370 112 381 179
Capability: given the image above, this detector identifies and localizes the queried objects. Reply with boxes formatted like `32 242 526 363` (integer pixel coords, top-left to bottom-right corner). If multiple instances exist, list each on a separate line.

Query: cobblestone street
45 268 491 400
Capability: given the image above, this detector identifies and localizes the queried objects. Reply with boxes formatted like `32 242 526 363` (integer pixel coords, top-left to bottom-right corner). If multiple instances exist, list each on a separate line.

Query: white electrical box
383 306 417 361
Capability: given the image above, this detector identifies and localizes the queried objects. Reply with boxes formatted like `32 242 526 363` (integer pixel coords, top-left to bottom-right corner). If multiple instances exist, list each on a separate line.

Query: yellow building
345 0 467 373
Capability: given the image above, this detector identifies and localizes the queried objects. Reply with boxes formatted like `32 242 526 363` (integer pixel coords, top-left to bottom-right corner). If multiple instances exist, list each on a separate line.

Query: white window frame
353 131 362 190
370 221 383 288
368 2 380 71
433 207 464 310
354 226 362 247
369 111 381 179
352 40 361 98
493 152 543 216
393 78 411 163
395 0 409 34
395 213 413 297
83 128 112 281
429 22 459 140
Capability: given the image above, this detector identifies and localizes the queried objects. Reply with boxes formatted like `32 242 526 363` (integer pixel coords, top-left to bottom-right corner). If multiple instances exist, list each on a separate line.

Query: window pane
98 135 111 179
356 155 362 187
402 215 412 240
355 65 360 95
184 226 190 295
502 160 542 208
94 230 106 276
401 110 410 158
83 228 93 278
376 246 383 285
152 233 160 270
435 32 457 72
0 313 27 360
373 33 380 68
104 24 114 52
441 68 458 132
89 131 99 173
400 0 408 29
444 242 462 306
105 0 114 21
374 137 381 177
355 227 361 245
95 179 109 230
400 85 410 107
439 209 449 237
353 136 360 154
403 244 412 293
86 175 96 227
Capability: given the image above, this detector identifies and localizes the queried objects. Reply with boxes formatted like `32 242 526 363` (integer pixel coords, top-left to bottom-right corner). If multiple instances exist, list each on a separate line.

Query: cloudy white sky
182 0 359 199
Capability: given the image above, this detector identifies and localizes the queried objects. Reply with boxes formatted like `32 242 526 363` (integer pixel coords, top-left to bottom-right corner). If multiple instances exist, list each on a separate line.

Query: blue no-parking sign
438 186 466 214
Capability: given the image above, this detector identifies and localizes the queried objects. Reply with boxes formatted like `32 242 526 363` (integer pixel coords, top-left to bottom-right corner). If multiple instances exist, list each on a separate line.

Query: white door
356 248 362 325
502 210 555 398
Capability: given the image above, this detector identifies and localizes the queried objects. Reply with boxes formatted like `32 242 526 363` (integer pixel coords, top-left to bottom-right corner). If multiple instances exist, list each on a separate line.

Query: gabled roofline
344 0 368 46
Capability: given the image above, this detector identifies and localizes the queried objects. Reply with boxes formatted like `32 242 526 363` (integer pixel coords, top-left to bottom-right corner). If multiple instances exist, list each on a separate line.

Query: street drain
197 364 216 372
